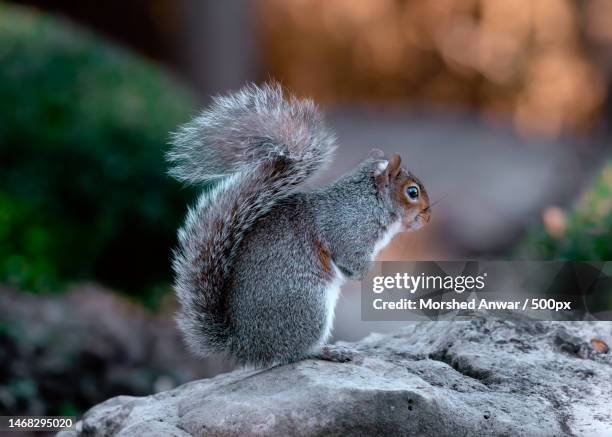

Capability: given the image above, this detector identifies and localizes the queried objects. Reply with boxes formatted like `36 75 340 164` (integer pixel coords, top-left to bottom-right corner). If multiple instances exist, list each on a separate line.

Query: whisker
429 194 448 209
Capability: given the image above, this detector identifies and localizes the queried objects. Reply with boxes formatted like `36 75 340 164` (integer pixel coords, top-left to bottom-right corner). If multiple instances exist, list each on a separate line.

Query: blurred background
1 0 611 419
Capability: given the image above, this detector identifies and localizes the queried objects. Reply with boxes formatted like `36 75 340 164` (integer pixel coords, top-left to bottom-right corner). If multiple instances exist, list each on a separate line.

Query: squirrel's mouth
405 207 431 230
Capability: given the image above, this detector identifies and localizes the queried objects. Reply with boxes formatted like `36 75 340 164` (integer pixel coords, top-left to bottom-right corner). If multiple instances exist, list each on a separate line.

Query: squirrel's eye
406 185 419 200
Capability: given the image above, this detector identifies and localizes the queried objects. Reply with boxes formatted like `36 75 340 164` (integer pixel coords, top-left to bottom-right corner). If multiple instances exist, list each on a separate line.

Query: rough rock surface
60 317 612 436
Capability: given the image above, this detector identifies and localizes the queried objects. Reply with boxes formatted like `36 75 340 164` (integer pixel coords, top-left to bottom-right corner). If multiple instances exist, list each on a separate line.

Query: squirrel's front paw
315 345 359 363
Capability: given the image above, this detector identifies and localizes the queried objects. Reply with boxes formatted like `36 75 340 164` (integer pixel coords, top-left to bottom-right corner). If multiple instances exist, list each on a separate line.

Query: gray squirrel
167 83 430 368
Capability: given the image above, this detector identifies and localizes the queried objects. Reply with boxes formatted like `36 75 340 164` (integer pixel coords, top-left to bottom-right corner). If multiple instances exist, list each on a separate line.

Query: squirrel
167 83 431 368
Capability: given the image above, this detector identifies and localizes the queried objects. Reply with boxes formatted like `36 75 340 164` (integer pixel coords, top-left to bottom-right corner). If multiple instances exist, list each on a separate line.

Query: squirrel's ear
388 154 401 179
369 148 385 159
374 154 401 187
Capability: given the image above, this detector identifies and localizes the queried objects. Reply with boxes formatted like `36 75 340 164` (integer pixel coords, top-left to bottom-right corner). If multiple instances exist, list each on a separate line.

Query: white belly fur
371 220 402 260
318 221 401 345
319 263 345 344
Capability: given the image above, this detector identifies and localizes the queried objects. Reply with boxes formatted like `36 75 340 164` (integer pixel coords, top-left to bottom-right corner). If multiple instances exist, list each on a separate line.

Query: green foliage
518 161 612 261
0 4 196 296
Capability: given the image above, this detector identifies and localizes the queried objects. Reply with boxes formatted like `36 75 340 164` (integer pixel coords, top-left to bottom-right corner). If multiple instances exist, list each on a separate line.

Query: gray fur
227 165 396 367
167 82 335 184
169 83 412 367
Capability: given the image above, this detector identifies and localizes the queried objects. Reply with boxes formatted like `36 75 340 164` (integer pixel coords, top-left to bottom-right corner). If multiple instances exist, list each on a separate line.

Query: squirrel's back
226 193 337 366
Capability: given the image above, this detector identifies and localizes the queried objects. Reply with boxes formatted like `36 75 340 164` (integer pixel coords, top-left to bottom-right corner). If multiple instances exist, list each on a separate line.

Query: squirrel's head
370 149 431 231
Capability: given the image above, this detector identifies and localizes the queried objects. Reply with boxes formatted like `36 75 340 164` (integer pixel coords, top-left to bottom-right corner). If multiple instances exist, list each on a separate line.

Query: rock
61 317 612 436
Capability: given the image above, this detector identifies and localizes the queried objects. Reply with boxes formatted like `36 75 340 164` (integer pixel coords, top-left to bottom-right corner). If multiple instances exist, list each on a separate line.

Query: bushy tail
168 83 336 356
